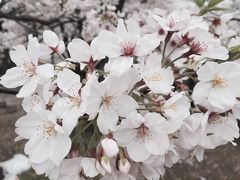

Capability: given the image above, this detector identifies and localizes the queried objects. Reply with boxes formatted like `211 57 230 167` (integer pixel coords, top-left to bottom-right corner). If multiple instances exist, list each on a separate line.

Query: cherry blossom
82 74 138 134
96 18 160 76
0 35 54 97
114 112 170 162
153 10 190 32
136 53 174 94
15 110 71 166
1 4 240 179
52 68 84 135
192 61 240 112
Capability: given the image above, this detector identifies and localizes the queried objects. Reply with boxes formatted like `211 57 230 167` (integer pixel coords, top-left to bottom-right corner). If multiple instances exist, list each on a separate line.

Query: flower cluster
1 7 240 180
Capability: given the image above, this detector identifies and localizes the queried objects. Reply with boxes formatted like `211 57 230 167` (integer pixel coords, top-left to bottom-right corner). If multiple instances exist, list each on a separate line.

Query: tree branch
0 11 65 25
116 0 126 12
0 87 18 95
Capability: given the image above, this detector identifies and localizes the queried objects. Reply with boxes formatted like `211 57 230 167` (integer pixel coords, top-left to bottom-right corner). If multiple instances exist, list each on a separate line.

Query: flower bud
101 136 119 158
96 160 106 176
101 155 112 173
118 158 131 174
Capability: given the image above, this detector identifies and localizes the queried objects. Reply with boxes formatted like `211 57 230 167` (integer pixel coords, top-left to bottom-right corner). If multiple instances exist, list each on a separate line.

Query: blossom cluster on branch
1 0 240 179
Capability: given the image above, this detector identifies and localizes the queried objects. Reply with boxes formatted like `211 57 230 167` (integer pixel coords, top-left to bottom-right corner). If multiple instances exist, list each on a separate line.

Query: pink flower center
120 41 136 57
136 124 151 142
21 62 36 77
208 113 227 124
190 41 208 54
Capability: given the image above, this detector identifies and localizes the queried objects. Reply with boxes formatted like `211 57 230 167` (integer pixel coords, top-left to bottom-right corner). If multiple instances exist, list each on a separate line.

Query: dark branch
231 18 240 22
0 11 65 25
116 0 126 12
0 87 18 95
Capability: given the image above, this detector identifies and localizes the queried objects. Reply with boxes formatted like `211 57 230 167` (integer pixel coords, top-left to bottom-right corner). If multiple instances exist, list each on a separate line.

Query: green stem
165 56 182 68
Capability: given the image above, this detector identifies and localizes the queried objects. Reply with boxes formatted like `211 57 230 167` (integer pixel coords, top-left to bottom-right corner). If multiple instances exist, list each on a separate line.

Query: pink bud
101 137 119 158
119 158 131 174
101 156 112 173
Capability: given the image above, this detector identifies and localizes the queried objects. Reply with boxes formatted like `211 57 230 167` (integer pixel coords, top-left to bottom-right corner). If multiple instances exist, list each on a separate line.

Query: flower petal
67 38 92 63
127 140 151 162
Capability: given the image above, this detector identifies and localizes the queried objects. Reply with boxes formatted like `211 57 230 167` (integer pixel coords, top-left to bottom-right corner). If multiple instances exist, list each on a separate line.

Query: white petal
43 30 59 47
27 35 40 66
113 129 135 146
58 40 66 54
15 127 38 139
208 88 236 111
197 61 218 81
97 105 118 134
192 82 211 105
114 94 138 117
90 37 105 60
126 18 140 36
52 97 80 135
36 64 54 78
24 134 42 154
105 57 133 77
17 76 38 98
145 53 163 71
96 30 122 57
57 68 81 97
67 38 92 63
60 157 82 176
0 67 27 88
22 94 46 112
81 158 99 178
116 19 128 37
204 43 229 60
127 140 151 162
10 45 31 66
145 131 169 155
28 138 50 164
49 133 72 166
134 33 160 56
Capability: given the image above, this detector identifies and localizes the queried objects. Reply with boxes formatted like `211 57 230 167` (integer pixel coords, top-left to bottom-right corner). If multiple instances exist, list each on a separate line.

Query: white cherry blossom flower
177 112 239 161
52 68 84 135
15 110 71 166
136 53 174 94
96 19 159 76
114 112 170 162
186 28 229 60
82 74 138 134
153 10 190 32
192 61 240 112
0 35 54 98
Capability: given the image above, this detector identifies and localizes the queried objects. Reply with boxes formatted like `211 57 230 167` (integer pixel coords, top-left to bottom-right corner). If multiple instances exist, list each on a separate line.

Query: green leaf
193 0 205 7
207 0 224 8
199 6 227 15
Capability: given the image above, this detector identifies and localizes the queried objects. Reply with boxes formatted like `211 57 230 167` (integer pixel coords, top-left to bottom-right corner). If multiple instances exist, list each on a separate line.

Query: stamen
210 75 227 88
120 41 136 56
136 124 151 143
